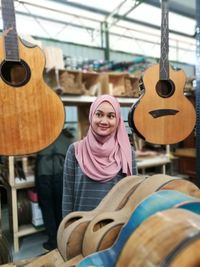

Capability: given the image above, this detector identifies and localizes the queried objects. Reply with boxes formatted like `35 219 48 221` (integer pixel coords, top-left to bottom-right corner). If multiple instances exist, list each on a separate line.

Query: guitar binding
128 101 145 141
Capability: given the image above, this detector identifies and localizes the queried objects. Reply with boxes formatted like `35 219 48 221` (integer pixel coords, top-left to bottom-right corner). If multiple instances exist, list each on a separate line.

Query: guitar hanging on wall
128 0 196 145
0 0 65 155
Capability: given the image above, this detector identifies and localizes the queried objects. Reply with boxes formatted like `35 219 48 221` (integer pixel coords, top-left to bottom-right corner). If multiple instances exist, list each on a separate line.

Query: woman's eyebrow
95 109 103 113
95 109 116 115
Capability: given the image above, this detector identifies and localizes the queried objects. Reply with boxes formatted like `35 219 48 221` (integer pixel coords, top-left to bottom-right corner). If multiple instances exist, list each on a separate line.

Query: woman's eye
108 114 115 119
96 112 102 117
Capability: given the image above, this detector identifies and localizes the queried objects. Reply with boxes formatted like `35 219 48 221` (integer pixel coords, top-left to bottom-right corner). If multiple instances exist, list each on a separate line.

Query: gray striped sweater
62 143 138 218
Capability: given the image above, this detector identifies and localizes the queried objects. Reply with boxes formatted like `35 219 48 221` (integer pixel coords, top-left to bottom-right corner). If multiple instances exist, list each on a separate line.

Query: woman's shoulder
67 141 82 156
65 143 77 164
67 142 75 152
68 143 75 149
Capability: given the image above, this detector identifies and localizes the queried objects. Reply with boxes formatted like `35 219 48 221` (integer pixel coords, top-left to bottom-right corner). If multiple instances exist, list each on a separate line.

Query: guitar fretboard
1 0 19 61
160 0 169 80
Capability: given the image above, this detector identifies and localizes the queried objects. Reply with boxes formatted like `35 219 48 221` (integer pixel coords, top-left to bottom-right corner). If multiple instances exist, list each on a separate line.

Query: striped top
62 143 138 218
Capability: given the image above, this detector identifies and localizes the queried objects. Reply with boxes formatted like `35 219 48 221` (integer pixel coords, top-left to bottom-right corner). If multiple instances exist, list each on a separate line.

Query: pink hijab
75 95 132 182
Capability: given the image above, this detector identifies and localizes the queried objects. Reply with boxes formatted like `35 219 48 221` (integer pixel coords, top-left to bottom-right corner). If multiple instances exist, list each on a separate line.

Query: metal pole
196 0 200 186
102 22 110 61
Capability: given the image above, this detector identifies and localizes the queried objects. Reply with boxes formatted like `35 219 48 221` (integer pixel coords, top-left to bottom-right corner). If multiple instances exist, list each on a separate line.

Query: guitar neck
159 0 169 80
1 0 19 61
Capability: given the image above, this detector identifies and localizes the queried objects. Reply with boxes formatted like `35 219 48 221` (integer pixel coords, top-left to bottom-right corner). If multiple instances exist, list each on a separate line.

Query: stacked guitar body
6 173 200 267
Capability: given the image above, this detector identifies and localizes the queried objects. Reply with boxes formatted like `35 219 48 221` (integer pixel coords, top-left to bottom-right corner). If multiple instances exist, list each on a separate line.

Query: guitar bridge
149 109 179 118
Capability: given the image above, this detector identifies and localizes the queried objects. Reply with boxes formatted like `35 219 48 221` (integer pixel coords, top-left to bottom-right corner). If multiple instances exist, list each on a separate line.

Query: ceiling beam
145 0 195 19
105 0 145 28
24 0 195 38
46 0 195 19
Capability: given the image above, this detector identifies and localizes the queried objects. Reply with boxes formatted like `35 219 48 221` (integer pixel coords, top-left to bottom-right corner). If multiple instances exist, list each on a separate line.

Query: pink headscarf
75 95 132 182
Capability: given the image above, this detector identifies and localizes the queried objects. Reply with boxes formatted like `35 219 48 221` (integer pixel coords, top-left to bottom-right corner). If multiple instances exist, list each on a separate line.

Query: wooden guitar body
77 189 200 267
116 208 200 267
81 174 200 258
57 175 144 260
132 64 196 144
0 36 65 155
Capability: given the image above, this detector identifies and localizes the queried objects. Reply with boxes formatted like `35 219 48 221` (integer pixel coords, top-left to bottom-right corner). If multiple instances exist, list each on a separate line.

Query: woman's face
91 101 117 136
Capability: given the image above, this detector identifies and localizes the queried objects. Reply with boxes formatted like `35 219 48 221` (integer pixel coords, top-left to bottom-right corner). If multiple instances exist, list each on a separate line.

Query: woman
62 95 137 217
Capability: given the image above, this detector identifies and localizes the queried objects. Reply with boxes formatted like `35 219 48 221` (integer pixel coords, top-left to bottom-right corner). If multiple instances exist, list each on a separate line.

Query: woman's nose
100 116 108 123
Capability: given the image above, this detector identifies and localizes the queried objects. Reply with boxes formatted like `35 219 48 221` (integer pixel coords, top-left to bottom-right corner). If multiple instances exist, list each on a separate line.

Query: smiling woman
62 94 138 218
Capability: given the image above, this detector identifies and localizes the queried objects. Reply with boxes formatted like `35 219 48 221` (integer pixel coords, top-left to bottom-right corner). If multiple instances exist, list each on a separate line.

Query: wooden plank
25 249 64 267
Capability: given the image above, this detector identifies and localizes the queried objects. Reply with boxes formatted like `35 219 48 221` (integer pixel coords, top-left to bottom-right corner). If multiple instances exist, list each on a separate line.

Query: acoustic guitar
77 190 200 267
0 0 65 155
129 0 196 145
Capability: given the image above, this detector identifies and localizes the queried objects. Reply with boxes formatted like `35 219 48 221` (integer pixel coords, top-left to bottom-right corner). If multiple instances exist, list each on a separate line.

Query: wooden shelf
174 148 196 158
46 69 140 97
137 155 171 175
61 95 138 106
17 224 44 238
2 156 44 253
14 175 35 189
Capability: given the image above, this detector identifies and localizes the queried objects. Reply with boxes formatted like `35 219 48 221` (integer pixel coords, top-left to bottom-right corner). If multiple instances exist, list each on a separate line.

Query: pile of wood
59 71 84 95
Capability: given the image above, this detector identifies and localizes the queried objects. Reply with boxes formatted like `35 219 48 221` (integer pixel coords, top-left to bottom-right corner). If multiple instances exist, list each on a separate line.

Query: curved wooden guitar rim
82 174 200 256
77 190 200 267
169 238 200 267
116 209 200 267
57 175 145 260
59 254 83 267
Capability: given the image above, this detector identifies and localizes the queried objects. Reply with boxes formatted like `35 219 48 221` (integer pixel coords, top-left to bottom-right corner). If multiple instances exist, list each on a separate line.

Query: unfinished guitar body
78 189 200 267
82 174 200 257
116 209 200 267
57 175 144 260
0 36 65 155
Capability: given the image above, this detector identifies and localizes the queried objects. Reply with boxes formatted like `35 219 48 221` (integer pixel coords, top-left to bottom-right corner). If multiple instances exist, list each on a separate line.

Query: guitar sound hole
0 60 31 87
156 79 175 98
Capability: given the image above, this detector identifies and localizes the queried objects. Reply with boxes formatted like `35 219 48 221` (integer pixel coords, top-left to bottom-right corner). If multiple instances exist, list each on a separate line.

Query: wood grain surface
0 37 65 155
